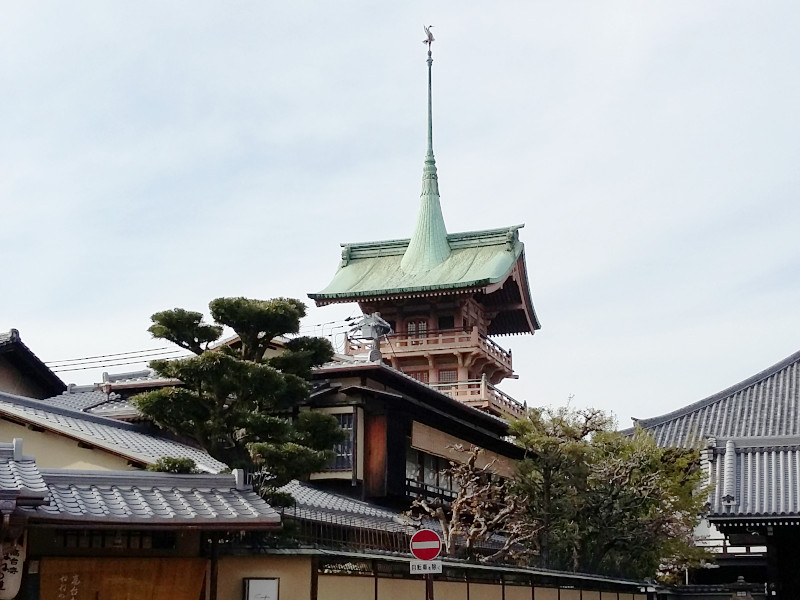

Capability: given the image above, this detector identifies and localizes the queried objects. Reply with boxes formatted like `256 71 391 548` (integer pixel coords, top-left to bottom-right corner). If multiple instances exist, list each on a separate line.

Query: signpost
410 529 442 600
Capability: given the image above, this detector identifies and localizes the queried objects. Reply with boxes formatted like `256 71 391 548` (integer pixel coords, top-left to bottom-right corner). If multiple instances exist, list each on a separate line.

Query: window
406 448 420 481
328 413 354 471
423 454 438 487
407 370 429 383
406 446 456 499
438 369 458 385
407 319 428 337
437 315 454 331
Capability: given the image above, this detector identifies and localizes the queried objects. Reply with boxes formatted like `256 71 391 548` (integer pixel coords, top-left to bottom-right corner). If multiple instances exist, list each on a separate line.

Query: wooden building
307 358 521 505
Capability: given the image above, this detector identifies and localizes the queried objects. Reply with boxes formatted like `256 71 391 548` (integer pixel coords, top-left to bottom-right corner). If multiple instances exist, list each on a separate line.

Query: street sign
410 529 442 561
410 560 442 574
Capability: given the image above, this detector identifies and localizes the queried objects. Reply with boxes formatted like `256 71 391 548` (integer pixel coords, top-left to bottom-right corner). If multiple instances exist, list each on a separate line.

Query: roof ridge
40 469 237 487
634 348 800 428
340 225 525 253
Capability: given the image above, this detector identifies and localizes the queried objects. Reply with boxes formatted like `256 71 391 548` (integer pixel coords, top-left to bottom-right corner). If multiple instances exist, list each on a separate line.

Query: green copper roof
310 226 525 301
400 47 450 274
310 36 541 335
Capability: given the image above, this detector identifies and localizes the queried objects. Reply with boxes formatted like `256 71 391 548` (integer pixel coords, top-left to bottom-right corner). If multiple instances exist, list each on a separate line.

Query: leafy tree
409 445 539 564
147 456 201 474
132 297 345 500
510 406 710 579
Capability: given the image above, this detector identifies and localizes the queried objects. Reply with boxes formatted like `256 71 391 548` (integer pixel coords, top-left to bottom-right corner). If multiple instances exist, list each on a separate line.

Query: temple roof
312 225 535 307
629 349 800 448
707 436 800 521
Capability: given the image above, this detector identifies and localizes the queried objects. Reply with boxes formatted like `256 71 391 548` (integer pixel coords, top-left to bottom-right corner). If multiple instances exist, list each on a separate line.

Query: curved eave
309 279 493 305
310 227 529 306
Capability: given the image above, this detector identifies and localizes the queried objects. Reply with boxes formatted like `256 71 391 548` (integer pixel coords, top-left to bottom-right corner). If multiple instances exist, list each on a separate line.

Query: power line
48 349 185 370
45 346 177 365
52 354 193 373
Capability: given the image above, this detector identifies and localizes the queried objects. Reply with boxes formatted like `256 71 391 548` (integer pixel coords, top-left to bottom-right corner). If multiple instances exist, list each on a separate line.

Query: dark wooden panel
364 413 387 498
386 411 411 498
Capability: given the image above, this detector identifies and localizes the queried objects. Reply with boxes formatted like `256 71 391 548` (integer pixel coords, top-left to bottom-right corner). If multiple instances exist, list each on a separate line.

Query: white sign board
243 577 279 600
410 560 442 574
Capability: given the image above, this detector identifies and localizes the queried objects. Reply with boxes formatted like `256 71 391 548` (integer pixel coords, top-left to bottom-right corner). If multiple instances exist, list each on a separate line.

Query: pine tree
132 297 345 501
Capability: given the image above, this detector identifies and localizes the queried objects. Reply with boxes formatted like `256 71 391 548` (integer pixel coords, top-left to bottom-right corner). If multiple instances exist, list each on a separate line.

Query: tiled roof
86 398 140 419
43 390 140 421
309 228 540 335
0 391 227 473
311 227 524 299
0 440 48 503
280 481 505 550
631 349 800 448
44 390 110 412
281 480 415 533
708 436 800 519
29 470 280 528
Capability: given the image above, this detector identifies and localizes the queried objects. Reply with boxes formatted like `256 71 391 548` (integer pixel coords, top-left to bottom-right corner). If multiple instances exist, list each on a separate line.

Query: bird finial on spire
401 25 450 274
423 25 435 49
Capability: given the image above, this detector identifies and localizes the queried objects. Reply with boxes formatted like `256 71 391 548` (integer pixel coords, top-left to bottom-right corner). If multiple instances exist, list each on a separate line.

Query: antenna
350 313 393 361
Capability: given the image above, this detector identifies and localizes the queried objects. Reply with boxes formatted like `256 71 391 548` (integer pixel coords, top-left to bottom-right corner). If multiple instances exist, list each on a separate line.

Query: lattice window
438 369 458 388
407 319 428 337
328 413 354 471
407 370 429 383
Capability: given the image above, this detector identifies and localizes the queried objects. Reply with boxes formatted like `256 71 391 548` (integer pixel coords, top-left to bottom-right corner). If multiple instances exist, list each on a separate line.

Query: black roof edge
0 330 66 396
632 348 800 430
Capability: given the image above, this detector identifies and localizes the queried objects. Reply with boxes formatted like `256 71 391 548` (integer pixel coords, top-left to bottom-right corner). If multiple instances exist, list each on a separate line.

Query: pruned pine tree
131 297 345 503
409 445 540 564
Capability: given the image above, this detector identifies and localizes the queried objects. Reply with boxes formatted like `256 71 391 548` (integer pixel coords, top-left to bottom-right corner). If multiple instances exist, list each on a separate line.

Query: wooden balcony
430 378 526 421
344 327 513 374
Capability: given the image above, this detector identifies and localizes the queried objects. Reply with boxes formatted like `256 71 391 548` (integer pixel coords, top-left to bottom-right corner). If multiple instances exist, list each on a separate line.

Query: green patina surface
310 226 524 300
311 45 530 305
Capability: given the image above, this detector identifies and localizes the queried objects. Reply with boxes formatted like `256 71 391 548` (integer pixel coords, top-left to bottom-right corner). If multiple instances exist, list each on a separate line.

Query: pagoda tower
309 37 540 421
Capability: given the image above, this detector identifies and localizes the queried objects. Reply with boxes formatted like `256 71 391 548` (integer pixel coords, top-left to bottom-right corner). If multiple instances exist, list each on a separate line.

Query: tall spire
400 26 451 274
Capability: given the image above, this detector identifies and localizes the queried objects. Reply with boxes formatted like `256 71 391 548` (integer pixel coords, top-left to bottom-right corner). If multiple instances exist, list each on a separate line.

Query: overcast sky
2 2 799 426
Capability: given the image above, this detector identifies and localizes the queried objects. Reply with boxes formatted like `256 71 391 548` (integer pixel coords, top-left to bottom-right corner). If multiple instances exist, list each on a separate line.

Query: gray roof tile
280 480 416 533
0 391 227 473
0 442 48 500
43 390 111 412
708 437 800 518
28 470 280 527
631 350 800 447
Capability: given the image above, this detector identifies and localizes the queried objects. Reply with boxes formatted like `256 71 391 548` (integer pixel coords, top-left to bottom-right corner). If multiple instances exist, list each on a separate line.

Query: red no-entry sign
410 529 442 561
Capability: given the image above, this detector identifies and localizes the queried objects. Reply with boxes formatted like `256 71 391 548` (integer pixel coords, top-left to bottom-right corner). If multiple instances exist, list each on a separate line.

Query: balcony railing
430 377 526 420
345 327 513 373
405 478 458 502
